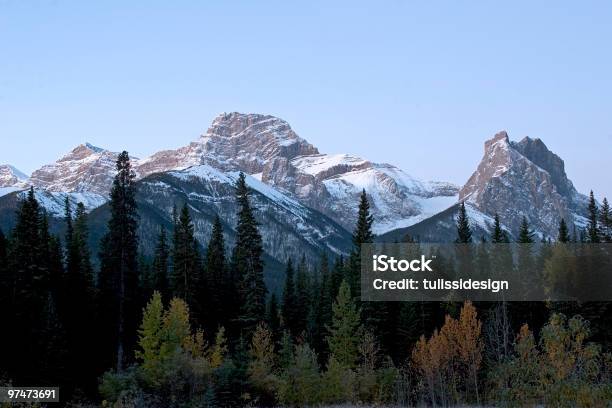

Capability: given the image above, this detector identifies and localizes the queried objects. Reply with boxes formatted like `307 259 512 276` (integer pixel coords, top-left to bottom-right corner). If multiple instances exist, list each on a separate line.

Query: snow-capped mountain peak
29 143 121 196
0 164 29 198
0 164 28 187
8 113 459 234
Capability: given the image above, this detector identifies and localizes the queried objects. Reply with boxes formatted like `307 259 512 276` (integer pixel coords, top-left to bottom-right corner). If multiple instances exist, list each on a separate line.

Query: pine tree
171 203 201 310
151 227 170 301
491 214 509 243
327 280 361 368
557 218 570 243
232 172 266 336
204 215 229 331
98 151 140 371
587 191 600 243
456 202 473 243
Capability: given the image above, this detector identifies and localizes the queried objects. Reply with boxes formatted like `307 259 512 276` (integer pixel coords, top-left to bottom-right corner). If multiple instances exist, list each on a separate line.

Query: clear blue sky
1 1 611 199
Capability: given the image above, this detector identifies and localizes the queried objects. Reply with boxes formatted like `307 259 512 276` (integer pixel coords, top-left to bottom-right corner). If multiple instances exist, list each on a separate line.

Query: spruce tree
204 215 228 331
265 293 280 343
587 190 600 243
347 189 374 295
281 259 297 336
7 189 67 386
151 227 170 301
491 213 508 243
327 280 361 369
518 216 535 244
558 218 570 243
62 202 95 393
294 255 310 336
171 203 201 311
232 172 266 336
98 151 140 371
456 201 473 243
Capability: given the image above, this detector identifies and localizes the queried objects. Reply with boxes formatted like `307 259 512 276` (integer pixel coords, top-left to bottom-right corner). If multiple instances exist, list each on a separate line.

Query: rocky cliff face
0 165 28 188
459 131 588 238
131 112 459 234
136 113 320 176
29 143 123 197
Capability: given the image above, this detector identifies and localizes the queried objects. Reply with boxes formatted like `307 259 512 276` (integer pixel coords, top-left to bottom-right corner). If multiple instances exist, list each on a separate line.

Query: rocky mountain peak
0 164 28 187
459 131 584 238
511 136 574 198
29 144 121 196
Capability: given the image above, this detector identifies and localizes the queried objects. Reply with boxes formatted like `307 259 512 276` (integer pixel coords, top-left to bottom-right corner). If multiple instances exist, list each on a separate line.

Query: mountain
0 164 352 292
0 164 28 196
28 142 125 201
132 165 352 260
459 131 588 237
12 113 456 235
137 112 459 233
380 131 589 242
136 112 319 176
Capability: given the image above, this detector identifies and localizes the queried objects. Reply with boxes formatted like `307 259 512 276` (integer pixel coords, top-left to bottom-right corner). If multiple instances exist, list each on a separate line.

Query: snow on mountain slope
137 165 352 261
121 113 459 234
304 161 458 234
0 164 28 188
136 112 319 177
29 143 128 196
18 113 458 234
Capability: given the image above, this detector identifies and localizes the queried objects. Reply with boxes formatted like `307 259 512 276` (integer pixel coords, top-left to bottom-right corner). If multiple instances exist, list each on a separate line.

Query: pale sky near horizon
1 1 611 199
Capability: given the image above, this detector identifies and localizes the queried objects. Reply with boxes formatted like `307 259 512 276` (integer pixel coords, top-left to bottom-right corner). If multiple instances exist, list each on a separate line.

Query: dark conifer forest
1 153 611 407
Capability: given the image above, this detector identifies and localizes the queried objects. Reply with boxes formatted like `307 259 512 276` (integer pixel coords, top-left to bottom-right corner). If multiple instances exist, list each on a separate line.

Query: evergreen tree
98 151 140 371
491 214 509 243
62 199 96 391
599 197 611 242
587 191 600 243
265 293 280 343
0 229 7 322
281 259 297 336
73 202 93 279
294 255 310 336
330 255 344 300
557 218 570 243
518 216 535 244
347 189 374 295
151 227 170 301
327 280 361 368
232 172 266 336
6 189 67 385
171 203 201 311
204 215 229 331
456 201 473 243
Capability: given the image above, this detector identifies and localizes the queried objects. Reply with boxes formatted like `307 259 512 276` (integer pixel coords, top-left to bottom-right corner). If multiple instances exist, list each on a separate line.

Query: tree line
0 152 611 406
